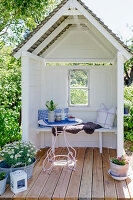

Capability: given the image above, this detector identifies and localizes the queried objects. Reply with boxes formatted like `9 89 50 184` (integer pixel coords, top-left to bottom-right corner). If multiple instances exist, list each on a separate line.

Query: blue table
41 118 82 171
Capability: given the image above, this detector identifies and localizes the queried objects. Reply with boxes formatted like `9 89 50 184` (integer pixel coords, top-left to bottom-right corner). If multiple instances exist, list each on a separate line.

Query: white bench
36 126 117 153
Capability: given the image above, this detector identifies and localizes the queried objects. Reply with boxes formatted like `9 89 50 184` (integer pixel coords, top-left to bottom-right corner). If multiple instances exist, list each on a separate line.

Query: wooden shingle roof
12 0 133 57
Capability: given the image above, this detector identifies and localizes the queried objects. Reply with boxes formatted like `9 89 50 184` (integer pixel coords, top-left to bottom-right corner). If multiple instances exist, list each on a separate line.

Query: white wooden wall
40 65 117 122
21 54 42 148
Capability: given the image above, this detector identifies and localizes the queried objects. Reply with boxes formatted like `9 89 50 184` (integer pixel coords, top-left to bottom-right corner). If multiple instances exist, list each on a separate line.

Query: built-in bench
36 126 117 153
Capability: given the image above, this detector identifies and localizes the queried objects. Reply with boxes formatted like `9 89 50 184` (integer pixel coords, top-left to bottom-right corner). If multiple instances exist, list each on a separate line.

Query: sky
82 0 133 45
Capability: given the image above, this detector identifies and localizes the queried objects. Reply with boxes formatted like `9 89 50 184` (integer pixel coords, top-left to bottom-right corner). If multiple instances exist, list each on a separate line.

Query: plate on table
108 169 130 180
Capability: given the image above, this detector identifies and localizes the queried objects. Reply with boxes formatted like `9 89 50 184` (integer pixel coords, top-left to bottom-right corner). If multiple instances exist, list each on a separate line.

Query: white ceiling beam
33 20 69 55
44 58 114 63
14 1 70 59
63 9 82 16
74 0 132 60
65 18 87 24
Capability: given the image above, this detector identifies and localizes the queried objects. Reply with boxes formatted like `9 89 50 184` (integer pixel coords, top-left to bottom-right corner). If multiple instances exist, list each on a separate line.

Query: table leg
63 128 76 170
42 127 58 171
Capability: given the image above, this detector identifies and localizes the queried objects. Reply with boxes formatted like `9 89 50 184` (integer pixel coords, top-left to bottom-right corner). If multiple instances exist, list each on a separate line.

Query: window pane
70 89 88 105
70 70 88 87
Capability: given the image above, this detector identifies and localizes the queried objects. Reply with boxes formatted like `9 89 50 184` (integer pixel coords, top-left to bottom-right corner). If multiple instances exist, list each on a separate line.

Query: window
68 70 89 106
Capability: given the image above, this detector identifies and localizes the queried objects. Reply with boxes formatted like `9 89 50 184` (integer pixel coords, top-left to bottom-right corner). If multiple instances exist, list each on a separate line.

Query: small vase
0 175 7 195
110 161 129 177
48 111 55 122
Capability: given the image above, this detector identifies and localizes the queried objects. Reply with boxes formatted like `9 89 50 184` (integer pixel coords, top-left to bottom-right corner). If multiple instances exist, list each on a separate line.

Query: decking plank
126 175 133 199
109 149 130 199
52 149 78 200
39 148 68 200
92 148 104 200
79 148 93 200
102 148 117 199
65 148 86 200
26 147 63 200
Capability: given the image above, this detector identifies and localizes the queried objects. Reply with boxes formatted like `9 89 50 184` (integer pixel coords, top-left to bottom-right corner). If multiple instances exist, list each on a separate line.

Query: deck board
79 148 93 200
0 147 132 200
102 148 117 199
52 149 76 200
92 148 104 200
65 148 86 200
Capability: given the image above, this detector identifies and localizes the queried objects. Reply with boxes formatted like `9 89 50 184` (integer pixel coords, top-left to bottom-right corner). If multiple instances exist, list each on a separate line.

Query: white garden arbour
12 0 133 157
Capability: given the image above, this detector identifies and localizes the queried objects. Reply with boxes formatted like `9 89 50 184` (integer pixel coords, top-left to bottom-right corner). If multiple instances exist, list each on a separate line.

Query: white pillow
96 104 116 129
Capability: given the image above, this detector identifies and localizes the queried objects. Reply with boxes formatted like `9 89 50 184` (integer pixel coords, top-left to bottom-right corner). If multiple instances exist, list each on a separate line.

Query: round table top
45 118 82 127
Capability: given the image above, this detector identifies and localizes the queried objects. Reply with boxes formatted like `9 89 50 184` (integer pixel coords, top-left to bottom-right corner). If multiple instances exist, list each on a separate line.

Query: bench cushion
96 104 116 129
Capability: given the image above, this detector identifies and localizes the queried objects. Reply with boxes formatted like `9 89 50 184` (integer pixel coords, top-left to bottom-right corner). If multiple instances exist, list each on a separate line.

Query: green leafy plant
45 100 57 111
124 84 133 142
0 172 6 181
0 141 36 167
111 155 129 166
124 100 131 108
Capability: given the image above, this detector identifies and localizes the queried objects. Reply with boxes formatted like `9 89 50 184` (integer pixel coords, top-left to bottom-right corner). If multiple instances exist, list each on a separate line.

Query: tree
124 29 133 86
0 0 60 44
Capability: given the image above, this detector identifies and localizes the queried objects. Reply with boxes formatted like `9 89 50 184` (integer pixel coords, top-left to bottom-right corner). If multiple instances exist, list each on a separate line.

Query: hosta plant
0 141 36 167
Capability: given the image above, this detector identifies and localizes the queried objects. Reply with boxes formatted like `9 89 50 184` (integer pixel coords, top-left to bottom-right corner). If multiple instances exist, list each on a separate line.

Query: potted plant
0 172 7 195
0 141 36 183
124 100 131 114
46 100 57 122
110 155 129 177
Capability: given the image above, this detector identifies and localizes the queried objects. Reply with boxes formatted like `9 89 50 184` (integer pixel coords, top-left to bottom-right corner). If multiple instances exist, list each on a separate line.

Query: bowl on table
68 116 75 122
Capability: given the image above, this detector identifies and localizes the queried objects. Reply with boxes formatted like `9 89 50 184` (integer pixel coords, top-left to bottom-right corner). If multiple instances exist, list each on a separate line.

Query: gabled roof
12 0 133 58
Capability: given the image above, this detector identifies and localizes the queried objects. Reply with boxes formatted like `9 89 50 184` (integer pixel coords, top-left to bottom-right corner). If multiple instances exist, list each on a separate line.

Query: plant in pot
124 100 131 114
110 155 129 177
0 141 36 183
46 100 57 122
0 172 7 195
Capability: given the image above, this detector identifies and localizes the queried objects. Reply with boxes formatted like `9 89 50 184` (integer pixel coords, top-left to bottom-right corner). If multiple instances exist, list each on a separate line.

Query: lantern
10 170 27 194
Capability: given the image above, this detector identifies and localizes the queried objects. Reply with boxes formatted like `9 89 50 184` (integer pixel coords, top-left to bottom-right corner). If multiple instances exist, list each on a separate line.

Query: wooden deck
0 147 133 200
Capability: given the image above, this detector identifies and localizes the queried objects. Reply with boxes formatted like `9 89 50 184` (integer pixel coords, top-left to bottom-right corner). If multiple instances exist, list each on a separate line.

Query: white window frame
68 69 90 107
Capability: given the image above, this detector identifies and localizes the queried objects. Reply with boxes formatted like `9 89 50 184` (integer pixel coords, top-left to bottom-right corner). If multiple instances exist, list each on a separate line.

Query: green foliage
111 155 129 166
0 45 21 147
0 0 61 44
0 141 36 167
70 70 88 105
124 84 133 142
71 89 88 105
0 172 6 181
45 100 57 111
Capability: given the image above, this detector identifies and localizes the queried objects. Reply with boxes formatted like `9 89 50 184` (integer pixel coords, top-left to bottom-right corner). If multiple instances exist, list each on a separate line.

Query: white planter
48 111 55 122
110 161 129 177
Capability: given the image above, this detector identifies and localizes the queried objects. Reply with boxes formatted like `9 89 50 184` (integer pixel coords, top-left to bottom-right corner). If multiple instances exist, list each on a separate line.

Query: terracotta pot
110 161 129 177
